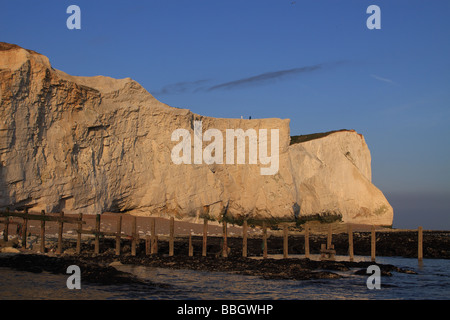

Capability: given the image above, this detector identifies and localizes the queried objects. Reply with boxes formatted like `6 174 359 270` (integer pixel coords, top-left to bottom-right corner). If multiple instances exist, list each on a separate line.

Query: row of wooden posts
0 209 425 262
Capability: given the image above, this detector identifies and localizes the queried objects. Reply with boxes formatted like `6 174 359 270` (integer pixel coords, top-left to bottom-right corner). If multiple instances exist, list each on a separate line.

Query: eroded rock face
0 42 393 225
289 131 392 224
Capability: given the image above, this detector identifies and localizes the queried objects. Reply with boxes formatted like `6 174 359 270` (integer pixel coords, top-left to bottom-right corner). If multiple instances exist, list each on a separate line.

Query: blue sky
1 0 449 229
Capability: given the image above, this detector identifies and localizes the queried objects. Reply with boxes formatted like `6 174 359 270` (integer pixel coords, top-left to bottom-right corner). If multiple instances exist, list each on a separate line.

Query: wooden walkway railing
0 209 425 261
0 209 84 254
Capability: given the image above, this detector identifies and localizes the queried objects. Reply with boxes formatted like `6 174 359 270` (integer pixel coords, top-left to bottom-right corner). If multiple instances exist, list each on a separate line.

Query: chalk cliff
289 131 392 224
0 43 393 225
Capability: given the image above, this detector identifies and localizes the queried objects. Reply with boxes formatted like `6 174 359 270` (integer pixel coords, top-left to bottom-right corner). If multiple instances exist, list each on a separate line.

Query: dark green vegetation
290 129 351 145
295 212 343 226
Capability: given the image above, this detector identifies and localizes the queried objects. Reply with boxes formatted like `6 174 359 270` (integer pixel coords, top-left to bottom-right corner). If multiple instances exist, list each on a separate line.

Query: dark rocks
1 228 430 286
0 250 418 285
0 253 169 288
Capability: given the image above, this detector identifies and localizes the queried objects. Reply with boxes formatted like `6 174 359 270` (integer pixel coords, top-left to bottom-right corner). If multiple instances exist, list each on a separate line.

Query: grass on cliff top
290 129 352 145
0 42 39 55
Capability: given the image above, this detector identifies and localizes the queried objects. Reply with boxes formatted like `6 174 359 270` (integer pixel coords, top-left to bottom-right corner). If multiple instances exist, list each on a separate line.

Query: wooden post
262 222 267 259
57 211 64 255
3 217 8 242
22 208 29 249
418 226 423 261
320 243 326 260
76 212 82 254
327 224 332 249
94 214 100 255
348 224 354 262
115 215 122 256
40 210 46 253
242 220 248 258
3 208 9 242
371 225 376 262
283 225 289 259
222 220 228 258
202 218 207 257
170 217 175 257
145 235 151 255
304 223 310 259
131 216 137 256
188 232 193 257
151 218 157 254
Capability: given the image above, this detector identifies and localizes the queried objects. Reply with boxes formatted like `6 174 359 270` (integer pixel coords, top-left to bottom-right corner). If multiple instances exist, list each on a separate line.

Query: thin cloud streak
207 64 323 91
370 74 397 85
153 79 211 95
154 61 346 95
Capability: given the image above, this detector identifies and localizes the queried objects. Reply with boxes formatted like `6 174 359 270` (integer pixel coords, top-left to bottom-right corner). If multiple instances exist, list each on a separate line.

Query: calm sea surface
0 255 449 300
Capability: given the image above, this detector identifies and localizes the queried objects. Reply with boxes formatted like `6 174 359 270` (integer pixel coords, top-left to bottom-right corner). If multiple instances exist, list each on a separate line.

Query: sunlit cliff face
0 43 392 226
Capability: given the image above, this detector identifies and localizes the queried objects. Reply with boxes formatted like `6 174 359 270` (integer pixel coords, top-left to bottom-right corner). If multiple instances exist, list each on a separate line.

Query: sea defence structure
0 42 393 225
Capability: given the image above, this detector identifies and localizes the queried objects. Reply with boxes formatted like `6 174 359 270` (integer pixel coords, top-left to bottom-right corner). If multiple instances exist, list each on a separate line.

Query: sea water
0 255 448 300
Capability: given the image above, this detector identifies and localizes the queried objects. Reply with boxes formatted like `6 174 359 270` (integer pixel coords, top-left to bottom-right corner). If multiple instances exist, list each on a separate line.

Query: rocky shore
0 250 416 288
1 217 448 287
2 229 439 287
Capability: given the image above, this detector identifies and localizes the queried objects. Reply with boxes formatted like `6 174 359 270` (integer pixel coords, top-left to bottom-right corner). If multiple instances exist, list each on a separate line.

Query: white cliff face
0 43 393 225
288 131 393 225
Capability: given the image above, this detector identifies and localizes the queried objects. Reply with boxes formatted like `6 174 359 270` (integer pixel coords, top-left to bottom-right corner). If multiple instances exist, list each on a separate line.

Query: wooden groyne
0 209 438 261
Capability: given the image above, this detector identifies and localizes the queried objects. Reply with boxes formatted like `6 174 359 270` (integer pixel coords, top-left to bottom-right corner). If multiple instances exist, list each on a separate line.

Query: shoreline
0 214 448 288
0 250 417 287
